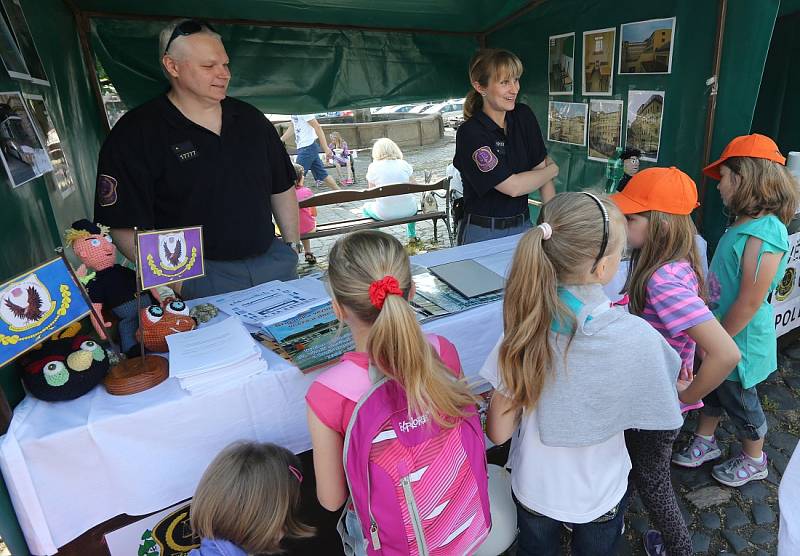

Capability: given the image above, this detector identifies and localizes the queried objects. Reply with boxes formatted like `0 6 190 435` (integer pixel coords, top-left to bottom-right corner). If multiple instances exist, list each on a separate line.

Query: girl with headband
481 192 684 555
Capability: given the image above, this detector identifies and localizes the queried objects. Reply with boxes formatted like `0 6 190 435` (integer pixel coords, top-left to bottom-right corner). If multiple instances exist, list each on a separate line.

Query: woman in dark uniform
454 49 558 245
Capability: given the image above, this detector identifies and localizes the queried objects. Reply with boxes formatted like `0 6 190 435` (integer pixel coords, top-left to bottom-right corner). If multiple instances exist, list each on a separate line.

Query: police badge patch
472 146 498 173
97 174 118 207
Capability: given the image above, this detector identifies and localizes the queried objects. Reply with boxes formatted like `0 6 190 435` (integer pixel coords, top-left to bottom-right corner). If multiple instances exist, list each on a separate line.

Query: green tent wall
0 1 792 553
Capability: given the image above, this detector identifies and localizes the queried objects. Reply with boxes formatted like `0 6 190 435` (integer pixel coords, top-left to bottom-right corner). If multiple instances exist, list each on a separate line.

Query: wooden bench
299 178 454 246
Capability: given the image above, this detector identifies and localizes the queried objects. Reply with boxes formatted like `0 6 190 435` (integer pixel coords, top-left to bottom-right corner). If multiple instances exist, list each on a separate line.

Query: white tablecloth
0 235 526 555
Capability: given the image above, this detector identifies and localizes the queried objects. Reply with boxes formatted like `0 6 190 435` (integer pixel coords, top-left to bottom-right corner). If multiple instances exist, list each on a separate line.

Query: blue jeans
514 491 628 556
296 141 329 181
457 216 532 245
701 379 768 440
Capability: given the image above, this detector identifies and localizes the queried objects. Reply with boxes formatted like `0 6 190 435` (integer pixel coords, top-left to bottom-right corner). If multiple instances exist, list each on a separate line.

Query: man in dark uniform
94 19 301 299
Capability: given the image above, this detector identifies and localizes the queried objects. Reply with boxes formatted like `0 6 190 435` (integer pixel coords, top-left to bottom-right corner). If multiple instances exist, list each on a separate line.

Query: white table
0 235 527 555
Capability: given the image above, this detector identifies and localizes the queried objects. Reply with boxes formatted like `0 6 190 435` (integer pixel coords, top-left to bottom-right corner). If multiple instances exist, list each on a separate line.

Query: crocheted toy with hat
64 219 147 357
18 322 109 401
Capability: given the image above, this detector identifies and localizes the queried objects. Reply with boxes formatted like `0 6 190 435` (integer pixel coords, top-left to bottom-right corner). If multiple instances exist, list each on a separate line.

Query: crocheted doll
18 323 109 401
64 219 146 356
136 298 197 353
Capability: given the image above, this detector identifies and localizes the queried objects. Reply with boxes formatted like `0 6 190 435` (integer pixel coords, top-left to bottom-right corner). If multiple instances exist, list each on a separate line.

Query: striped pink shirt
641 261 713 371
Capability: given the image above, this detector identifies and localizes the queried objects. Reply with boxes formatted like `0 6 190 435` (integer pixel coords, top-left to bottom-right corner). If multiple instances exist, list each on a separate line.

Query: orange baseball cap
610 166 700 215
703 133 786 180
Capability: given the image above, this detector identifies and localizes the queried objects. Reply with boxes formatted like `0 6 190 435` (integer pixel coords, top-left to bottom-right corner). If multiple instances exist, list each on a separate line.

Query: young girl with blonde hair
189 441 313 556
611 167 740 556
306 230 490 555
481 192 684 555
673 134 800 487
327 131 353 185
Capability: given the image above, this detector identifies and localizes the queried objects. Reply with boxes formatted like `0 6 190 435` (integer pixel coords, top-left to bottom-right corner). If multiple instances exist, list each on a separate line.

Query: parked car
409 103 435 114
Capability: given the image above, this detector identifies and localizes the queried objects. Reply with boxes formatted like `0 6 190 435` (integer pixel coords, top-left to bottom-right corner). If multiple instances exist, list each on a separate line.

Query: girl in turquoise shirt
673 134 799 487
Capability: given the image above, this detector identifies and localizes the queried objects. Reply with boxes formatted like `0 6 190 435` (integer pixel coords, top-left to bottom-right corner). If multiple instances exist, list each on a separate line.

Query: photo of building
588 99 623 161
619 17 675 74
583 28 615 96
549 32 574 95
548 101 587 146
626 90 665 161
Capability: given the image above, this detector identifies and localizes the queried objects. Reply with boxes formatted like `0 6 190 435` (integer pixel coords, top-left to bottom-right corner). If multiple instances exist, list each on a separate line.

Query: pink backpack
317 336 491 555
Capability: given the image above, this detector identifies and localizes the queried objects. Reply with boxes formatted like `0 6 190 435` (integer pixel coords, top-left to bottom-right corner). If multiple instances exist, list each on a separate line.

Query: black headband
582 192 609 272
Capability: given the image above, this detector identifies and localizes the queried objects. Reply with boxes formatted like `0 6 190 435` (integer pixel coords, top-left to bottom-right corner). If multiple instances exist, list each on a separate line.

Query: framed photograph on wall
1 0 48 85
548 32 575 95
0 9 26 81
626 90 665 162
619 17 676 75
582 27 616 96
24 93 73 198
0 91 51 187
547 101 588 146
588 99 624 161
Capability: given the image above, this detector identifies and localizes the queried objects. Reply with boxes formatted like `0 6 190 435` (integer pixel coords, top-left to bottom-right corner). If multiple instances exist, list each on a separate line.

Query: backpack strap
316 360 373 403
316 335 445 402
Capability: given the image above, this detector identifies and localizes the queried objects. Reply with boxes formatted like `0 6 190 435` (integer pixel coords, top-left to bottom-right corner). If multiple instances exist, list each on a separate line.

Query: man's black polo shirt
94 95 295 260
453 103 547 218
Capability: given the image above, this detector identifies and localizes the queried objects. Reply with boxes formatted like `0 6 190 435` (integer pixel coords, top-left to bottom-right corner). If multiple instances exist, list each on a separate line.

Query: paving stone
751 503 776 525
758 383 799 410
680 505 694 528
769 431 799 454
686 486 732 510
700 511 721 529
628 495 645 514
722 529 750 553
692 532 711 554
784 374 800 390
770 450 790 475
750 527 776 547
739 481 770 502
754 550 771 556
724 506 749 529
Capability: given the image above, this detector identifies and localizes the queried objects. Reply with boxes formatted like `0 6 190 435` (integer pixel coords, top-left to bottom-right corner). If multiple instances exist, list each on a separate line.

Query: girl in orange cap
611 167 740 556
672 134 799 488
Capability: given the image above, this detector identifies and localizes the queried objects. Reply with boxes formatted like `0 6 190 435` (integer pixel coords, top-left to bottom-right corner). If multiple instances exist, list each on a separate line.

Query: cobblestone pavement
296 129 798 555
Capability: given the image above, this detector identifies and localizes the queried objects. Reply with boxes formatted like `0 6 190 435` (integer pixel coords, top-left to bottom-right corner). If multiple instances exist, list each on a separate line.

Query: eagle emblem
158 231 188 270
0 275 55 331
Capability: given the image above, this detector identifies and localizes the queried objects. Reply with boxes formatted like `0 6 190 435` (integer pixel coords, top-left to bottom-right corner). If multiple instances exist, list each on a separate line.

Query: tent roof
72 0 537 35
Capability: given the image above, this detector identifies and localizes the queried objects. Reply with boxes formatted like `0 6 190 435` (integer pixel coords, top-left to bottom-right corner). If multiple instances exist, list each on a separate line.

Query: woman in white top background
363 138 419 240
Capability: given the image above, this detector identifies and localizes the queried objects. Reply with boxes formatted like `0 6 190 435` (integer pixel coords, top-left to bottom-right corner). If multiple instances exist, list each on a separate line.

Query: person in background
617 148 642 192
363 138 419 242
292 163 318 265
94 19 301 299
328 131 353 186
282 114 341 190
188 441 313 556
454 48 558 245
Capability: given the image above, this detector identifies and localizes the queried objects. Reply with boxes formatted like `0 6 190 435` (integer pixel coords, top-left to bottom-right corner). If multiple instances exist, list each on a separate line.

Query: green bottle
605 147 624 193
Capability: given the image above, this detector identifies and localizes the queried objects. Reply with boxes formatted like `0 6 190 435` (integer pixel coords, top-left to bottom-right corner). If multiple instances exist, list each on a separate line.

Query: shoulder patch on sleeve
97 174 118 207
472 146 498 173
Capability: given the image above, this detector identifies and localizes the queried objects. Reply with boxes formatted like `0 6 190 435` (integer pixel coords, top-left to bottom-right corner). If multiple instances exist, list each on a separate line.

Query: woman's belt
465 212 527 230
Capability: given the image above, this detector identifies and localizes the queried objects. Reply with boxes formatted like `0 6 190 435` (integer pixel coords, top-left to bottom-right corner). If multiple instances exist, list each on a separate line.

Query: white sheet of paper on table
209 280 327 325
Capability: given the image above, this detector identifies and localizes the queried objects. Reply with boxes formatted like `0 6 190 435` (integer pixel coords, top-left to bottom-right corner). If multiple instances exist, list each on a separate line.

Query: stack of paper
166 317 268 395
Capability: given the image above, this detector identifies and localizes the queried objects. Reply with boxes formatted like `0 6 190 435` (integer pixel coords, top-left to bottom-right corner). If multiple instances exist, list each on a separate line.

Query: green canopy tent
0 0 790 552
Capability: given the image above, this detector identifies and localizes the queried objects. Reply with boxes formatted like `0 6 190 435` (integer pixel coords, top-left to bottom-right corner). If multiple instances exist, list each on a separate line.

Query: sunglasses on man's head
163 20 217 55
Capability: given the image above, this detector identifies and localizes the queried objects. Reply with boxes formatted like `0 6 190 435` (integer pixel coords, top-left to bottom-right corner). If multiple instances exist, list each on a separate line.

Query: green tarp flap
752 10 800 157
700 0 780 249
77 0 530 34
91 19 479 113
